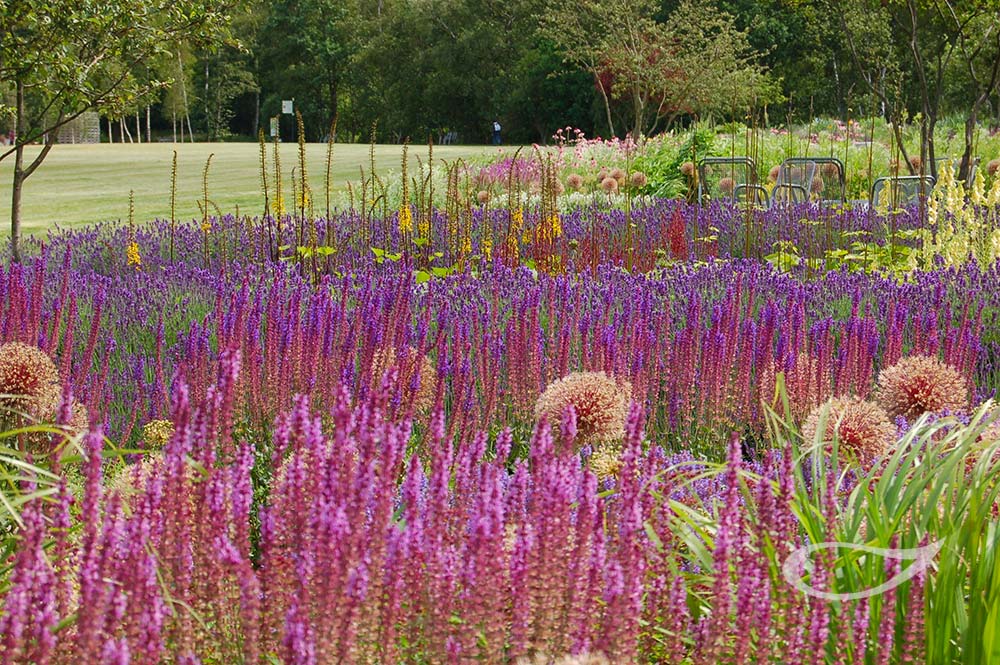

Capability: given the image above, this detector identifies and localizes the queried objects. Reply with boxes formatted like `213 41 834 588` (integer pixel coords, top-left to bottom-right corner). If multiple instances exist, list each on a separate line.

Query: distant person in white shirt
492 120 502 145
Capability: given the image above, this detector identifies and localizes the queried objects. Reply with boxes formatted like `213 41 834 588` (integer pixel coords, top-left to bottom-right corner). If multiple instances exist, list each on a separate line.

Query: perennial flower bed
1 198 999 663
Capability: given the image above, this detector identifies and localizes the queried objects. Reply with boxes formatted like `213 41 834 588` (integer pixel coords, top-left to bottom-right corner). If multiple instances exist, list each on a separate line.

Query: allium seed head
66 401 89 436
0 342 61 420
680 161 696 177
718 177 735 194
821 162 840 179
142 419 175 450
768 165 781 182
588 445 623 480
106 453 164 514
802 397 895 467
600 177 619 193
810 176 825 194
566 173 584 191
987 158 1000 176
629 171 648 188
534 371 631 449
370 346 437 413
876 355 968 421
476 190 490 204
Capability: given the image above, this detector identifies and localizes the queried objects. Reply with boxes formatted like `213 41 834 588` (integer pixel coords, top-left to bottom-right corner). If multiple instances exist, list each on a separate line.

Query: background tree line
3 0 1000 147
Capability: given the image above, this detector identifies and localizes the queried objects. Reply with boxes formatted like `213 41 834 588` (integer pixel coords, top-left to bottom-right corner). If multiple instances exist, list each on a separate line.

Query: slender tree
0 0 236 261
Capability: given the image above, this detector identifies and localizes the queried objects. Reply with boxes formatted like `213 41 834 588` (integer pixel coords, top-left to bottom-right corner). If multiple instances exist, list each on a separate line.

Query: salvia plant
3 124 1000 661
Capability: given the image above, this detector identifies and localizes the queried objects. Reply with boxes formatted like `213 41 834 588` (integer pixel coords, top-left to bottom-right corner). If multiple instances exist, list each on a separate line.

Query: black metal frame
697 157 758 202
870 175 936 208
780 157 846 203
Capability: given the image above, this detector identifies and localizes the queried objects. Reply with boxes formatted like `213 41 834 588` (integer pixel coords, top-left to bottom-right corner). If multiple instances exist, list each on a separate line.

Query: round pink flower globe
534 371 631 449
876 355 968 421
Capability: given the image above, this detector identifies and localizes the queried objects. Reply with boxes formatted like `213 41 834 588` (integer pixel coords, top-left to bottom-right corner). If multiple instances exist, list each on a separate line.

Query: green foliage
633 126 716 198
0 0 236 144
258 0 353 139
664 400 1000 663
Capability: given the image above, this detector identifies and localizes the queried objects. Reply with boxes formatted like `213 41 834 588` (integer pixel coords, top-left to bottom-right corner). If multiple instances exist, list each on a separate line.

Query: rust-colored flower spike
876 355 968 421
0 342 62 421
802 397 896 467
534 371 631 449
370 346 437 413
142 419 175 450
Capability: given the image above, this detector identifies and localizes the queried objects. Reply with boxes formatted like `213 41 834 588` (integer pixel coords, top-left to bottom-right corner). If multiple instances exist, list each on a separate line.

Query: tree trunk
177 50 194 142
595 72 615 138
108 117 115 143
204 61 211 140
135 111 142 144
925 115 937 181
253 89 260 136
146 106 152 143
961 110 978 183
10 142 24 263
329 77 339 131
632 85 644 140
8 82 56 262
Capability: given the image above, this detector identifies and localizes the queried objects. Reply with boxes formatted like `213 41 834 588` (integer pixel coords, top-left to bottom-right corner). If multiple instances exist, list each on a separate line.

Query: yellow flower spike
988 176 1000 207
971 169 986 206
398 205 413 235
126 241 142 271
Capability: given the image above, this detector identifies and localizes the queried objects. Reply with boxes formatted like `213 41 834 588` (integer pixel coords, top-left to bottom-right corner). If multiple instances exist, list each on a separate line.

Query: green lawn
0 142 504 235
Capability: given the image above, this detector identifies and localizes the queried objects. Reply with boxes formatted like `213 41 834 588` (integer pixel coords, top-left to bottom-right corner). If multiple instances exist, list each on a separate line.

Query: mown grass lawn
0 142 504 235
